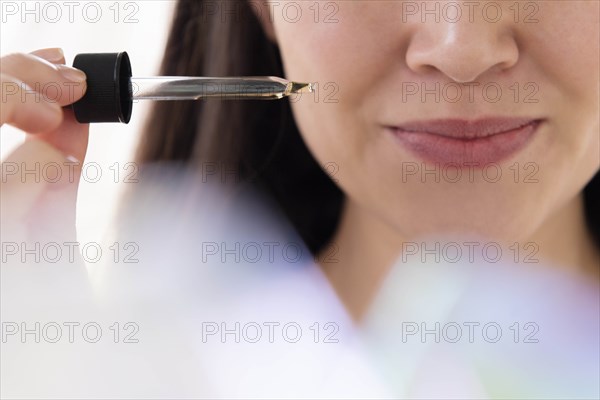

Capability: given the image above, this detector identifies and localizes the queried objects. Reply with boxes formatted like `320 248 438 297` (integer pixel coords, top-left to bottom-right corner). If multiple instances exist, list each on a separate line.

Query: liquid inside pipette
131 77 315 100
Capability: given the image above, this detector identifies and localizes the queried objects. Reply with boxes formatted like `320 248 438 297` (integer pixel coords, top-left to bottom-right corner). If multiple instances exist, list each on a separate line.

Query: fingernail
47 154 82 191
33 47 64 63
57 65 86 82
65 154 81 164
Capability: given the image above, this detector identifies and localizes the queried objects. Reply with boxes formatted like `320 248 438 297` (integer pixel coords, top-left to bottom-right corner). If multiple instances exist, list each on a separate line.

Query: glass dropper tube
70 52 316 123
131 76 315 101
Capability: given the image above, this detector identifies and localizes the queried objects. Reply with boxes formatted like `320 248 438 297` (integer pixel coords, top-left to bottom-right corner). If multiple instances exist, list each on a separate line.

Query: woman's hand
1 48 89 244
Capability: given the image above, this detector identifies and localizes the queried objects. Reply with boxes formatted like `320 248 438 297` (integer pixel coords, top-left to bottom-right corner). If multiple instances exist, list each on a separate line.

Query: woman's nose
405 15 520 83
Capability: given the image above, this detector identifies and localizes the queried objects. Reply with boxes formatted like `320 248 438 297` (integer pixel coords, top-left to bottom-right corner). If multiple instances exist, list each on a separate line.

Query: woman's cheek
275 26 342 160
531 3 600 195
273 5 396 183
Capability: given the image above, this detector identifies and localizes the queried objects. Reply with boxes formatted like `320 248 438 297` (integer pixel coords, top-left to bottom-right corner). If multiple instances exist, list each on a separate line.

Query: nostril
405 29 520 83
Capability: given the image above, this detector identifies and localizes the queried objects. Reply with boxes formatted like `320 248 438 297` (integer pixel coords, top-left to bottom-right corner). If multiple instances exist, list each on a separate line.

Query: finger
1 52 86 107
0 72 63 133
30 47 66 65
29 49 89 160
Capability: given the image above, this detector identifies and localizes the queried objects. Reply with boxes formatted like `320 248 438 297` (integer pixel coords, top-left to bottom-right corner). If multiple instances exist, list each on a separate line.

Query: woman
1 0 598 397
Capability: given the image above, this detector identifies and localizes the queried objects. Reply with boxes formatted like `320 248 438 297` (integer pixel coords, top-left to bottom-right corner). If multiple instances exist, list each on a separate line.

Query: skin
255 1 600 319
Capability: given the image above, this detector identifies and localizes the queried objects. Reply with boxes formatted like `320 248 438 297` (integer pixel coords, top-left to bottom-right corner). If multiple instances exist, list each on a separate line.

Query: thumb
25 109 89 241
1 114 88 242
30 107 89 164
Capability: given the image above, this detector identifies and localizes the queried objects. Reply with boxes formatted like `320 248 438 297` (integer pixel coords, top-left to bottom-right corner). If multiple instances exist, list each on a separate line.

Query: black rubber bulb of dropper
70 52 133 124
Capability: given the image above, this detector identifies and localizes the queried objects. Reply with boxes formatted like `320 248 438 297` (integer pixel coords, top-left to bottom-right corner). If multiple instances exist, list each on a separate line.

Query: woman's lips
386 118 543 166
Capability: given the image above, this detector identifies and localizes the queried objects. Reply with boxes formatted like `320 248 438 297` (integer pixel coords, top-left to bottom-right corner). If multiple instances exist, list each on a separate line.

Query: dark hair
136 0 600 254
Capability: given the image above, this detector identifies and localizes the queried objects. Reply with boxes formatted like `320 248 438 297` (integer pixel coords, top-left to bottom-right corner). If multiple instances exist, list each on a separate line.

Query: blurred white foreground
2 165 599 399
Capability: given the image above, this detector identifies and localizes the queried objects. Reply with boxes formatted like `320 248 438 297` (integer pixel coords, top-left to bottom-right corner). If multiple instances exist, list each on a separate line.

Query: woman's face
262 1 599 242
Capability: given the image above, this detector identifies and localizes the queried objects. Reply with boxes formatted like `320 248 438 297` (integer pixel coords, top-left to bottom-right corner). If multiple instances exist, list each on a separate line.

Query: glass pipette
69 52 314 124
131 77 314 101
